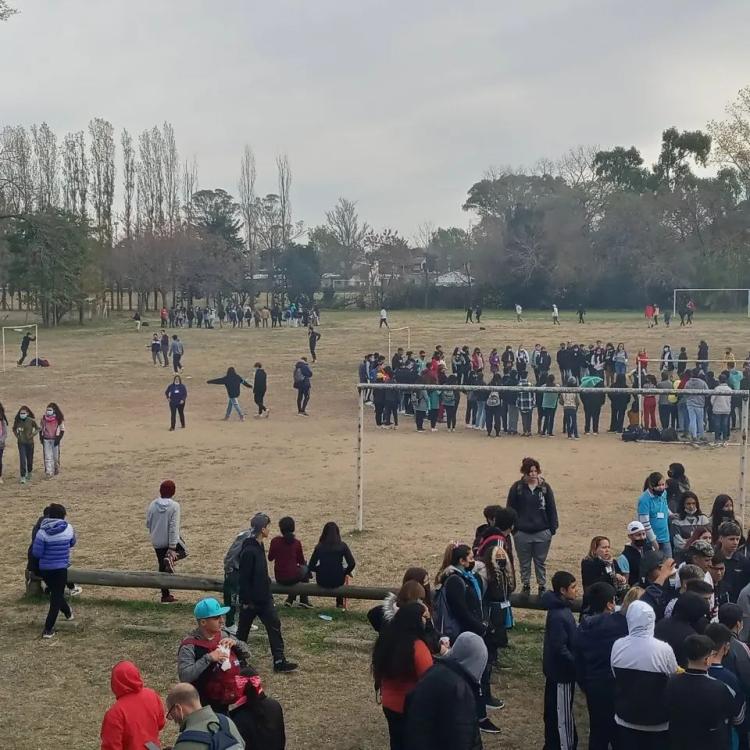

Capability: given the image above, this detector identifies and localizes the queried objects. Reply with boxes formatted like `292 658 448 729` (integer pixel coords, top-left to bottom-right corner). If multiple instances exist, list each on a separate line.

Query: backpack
178 637 243 707
661 427 678 442
647 427 662 441
486 391 501 407
175 713 242 750
433 579 461 643
293 366 304 387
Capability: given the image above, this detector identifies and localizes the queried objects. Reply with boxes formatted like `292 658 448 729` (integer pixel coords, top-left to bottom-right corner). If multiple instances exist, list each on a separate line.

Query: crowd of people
361 339 750 444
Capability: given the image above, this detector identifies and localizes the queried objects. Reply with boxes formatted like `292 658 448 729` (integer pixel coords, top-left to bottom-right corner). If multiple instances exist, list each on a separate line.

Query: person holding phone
146 480 182 604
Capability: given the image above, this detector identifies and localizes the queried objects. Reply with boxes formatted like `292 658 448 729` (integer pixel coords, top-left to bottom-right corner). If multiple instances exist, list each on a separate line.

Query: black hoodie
653 592 710 667
542 590 577 682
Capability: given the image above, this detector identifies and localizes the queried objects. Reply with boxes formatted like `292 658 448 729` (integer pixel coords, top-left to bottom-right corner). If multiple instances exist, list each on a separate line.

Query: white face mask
46 409 54 417
19 412 28 420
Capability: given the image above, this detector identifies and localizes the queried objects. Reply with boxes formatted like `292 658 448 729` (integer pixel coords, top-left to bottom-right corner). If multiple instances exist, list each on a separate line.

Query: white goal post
2 324 39 372
387 327 411 361
673 288 750 317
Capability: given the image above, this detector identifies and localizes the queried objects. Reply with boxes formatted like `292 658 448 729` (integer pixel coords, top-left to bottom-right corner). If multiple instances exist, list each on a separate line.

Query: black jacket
575 612 628 686
542 591 577 682
619 544 645 587
654 593 710 667
308 542 355 589
404 660 482 750
207 372 252 398
238 536 272 605
580 390 606 410
230 695 286 750
720 553 750 603
507 480 558 534
537 352 552 371
581 556 622 590
442 569 485 637
253 369 267 394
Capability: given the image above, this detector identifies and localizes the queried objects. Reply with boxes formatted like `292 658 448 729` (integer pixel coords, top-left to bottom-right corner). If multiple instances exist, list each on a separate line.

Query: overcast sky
2 0 749 238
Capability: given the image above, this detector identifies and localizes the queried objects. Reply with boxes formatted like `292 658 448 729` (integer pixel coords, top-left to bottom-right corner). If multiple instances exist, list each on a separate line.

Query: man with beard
617 521 653 587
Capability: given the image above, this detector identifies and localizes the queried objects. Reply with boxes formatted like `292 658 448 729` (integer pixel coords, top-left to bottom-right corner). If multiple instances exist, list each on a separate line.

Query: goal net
673 288 750 318
2 324 39 371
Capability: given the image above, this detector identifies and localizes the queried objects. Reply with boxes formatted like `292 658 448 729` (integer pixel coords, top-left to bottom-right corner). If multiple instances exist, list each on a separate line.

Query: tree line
1 87 749 325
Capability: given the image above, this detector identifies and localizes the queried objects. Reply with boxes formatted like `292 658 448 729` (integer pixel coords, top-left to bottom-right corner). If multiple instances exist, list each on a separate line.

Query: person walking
40 402 65 477
237 512 298 673
14 405 39 484
170 334 184 373
552 303 560 325
515 303 523 322
165 375 187 431
507 457 558 595
160 331 170 368
379 308 389 328
17 330 36 366
307 325 321 363
149 333 163 366
308 521 356 608
293 357 313 416
31 502 76 638
99 661 166 750
207 367 252 421
252 362 269 418
146 480 182 604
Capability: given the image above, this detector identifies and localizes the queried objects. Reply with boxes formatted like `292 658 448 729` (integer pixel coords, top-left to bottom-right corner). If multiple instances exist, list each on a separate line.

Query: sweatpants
485 404 501 435
169 403 186 429
223 571 240 627
19 442 33 477
514 529 552 588
583 678 617 750
41 567 71 632
520 409 533 434
297 388 310 413
415 410 427 431
154 547 173 598
583 406 601 433
237 601 285 664
445 404 457 429
254 390 267 415
544 680 577 750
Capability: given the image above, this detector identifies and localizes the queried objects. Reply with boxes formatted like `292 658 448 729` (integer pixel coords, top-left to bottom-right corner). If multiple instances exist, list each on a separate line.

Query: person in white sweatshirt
146 479 182 603
711 372 734 445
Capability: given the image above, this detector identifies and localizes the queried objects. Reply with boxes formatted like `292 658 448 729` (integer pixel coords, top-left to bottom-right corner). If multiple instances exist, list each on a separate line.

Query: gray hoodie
145 497 180 549
443 631 488 683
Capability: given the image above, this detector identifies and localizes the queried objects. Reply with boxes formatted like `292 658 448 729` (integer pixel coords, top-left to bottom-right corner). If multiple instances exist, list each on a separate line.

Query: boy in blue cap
177 597 253 713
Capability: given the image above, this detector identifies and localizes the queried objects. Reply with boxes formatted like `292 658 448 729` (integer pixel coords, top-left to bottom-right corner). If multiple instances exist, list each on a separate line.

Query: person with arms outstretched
207 367 252 421
17 331 36 366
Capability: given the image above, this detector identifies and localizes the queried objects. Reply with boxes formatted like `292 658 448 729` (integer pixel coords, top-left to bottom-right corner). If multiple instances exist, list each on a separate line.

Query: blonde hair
620 586 644 615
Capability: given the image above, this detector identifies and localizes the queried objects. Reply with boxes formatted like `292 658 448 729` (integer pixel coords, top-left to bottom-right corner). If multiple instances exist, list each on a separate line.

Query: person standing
14 405 39 484
237 512 298 673
308 521 356 608
149 333 163 366
307 325 321 363
207 367 252 421
380 308 389 328
552 303 560 325
684 367 708 441
252 363 269 418
0 402 7 484
711 373 733 445
293 357 313 416
165 375 187 431
637 472 672 557
170 334 184 373
507 457 558 595
474 304 482 323
465 305 474 323
160 331 170 368
31 502 76 638
581 380 605 435
146 480 181 604
40 402 65 477
17 330 36 366
99 661 166 750
541 374 559 436
541 571 579 750
559 377 580 439
577 305 586 324
515 303 523 322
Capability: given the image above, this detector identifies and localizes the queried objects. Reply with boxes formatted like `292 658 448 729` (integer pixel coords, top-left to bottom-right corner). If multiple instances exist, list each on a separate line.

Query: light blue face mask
19 412 28 419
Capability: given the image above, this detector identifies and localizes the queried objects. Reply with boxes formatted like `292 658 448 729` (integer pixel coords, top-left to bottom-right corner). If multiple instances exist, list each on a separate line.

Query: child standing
268 517 311 608
643 375 657 429
14 405 39 484
40 403 65 477
541 571 579 750
253 362 269 418
559 377 580 439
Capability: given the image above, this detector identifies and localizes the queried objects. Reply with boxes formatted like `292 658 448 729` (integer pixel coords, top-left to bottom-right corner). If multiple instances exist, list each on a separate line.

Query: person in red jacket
100 660 165 750
268 516 312 608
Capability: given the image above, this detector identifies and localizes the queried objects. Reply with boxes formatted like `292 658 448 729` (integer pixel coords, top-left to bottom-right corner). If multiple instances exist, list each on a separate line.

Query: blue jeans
614 362 626 376
225 397 244 418
687 404 704 439
563 408 578 437
474 400 486 428
714 413 730 442
678 401 689 433
658 541 673 558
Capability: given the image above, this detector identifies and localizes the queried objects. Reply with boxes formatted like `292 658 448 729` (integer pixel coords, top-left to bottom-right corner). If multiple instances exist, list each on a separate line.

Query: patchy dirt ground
0 308 747 749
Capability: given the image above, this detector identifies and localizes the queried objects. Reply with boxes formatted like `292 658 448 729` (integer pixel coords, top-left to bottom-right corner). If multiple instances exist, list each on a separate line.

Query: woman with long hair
371 601 434 750
0 402 7 484
308 522 356 608
581 536 627 598
40 402 65 477
665 462 690 512
710 494 737 542
671 492 710 552
165 375 187 431
13 405 39 484
268 516 311 608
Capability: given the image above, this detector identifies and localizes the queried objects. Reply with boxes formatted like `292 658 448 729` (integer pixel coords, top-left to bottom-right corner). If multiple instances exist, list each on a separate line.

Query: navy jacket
165 383 187 405
576 612 628 686
542 591 577 682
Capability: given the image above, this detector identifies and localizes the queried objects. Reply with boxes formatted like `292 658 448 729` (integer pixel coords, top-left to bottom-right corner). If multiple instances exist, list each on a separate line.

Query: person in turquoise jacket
426 388 440 432
541 374 559 436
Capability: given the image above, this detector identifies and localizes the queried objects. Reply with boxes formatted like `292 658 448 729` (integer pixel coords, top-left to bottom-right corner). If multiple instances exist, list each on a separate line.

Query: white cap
627 521 646 535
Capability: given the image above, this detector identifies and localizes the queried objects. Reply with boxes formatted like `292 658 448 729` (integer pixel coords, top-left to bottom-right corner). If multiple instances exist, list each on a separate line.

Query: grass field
1 308 749 749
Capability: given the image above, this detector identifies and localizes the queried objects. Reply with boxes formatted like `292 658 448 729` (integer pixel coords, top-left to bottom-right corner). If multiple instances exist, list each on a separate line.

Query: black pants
658 404 672 429
19 442 33 476
172 353 182 372
465 400 477 425
542 408 556 436
415 411 426 430
384 404 398 426
485 405 501 435
584 679 618 750
428 408 438 428
544 680 577 750
445 404 457 429
384 707 405 750
297 388 310 413
0 446 3 477
18 348 29 365
161 349 169 366
520 410 533 433
255 391 267 414
379 318 388 328
155 548 173 598
41 568 71 632
237 601 285 663
584 406 601 433
309 346 316 362
617 727 666 749
277 569 311 605
610 406 626 432
374 402 385 426
169 403 185 429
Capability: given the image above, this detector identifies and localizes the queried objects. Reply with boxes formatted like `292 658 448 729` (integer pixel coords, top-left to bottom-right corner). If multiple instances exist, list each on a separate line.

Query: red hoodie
100 661 165 750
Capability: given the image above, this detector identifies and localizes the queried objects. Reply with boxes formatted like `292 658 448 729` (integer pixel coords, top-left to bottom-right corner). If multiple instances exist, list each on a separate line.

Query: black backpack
661 427 678 442
175 714 242 750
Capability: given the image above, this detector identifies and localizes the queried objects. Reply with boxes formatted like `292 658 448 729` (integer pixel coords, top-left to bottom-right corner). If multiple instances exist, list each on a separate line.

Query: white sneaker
67 585 83 597
430 427 437 433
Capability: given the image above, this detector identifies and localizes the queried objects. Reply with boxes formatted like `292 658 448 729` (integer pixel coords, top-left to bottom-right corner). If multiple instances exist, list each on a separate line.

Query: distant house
435 270 473 288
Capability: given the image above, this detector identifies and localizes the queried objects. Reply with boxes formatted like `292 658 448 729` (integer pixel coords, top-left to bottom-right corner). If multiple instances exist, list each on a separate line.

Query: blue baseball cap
194 597 231 620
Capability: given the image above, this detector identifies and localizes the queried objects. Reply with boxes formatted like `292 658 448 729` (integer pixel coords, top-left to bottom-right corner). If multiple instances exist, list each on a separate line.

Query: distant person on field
474 304 482 323
14 404 39 484
17 330 36 366
252 362 269 418
133 310 142 330
100 660 165 750
552 303 560 325
40 402 65 477
465 305 473 323
307 325 321 363
0 401 8 483
308 521 356 609
229 666 286 750
160 331 170 368
577 304 585 324
515 303 523 322
149 333 163 365
379 307 389 328
146 480 182 604
170 334 184 373
165 375 187 431
207 367 252 421
292 357 313 416
166 682 245 749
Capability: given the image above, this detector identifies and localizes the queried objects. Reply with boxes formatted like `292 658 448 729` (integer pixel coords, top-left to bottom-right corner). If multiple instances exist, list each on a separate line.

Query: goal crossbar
1 324 38 372
673 288 750 317
355 382 749 533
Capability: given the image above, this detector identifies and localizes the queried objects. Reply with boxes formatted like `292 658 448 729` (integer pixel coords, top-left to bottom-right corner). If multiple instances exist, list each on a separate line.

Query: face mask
685 508 696 517
19 412 28 420
632 537 646 548
46 409 54 417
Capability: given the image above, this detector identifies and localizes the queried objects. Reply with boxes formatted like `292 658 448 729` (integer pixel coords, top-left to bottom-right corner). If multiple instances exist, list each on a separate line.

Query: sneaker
273 659 299 673
162 556 176 574
65 611 75 621
479 718 501 734
67 585 83 597
298 601 314 609
161 594 177 604
431 427 437 433
42 629 56 639
283 601 296 608
485 696 505 710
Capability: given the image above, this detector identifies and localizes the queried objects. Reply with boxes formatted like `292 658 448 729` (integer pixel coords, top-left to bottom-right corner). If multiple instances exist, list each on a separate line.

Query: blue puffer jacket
31 518 76 570
575 611 628 686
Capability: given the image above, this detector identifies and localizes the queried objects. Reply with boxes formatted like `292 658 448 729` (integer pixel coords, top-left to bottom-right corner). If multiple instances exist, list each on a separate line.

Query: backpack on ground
647 427 662 441
621 426 644 442
433 579 461 643
175 713 242 750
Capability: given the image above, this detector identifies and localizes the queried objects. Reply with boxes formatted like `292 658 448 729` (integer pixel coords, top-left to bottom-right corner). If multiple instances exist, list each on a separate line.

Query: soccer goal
2 324 39 372
673 288 750 318
387 326 411 361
